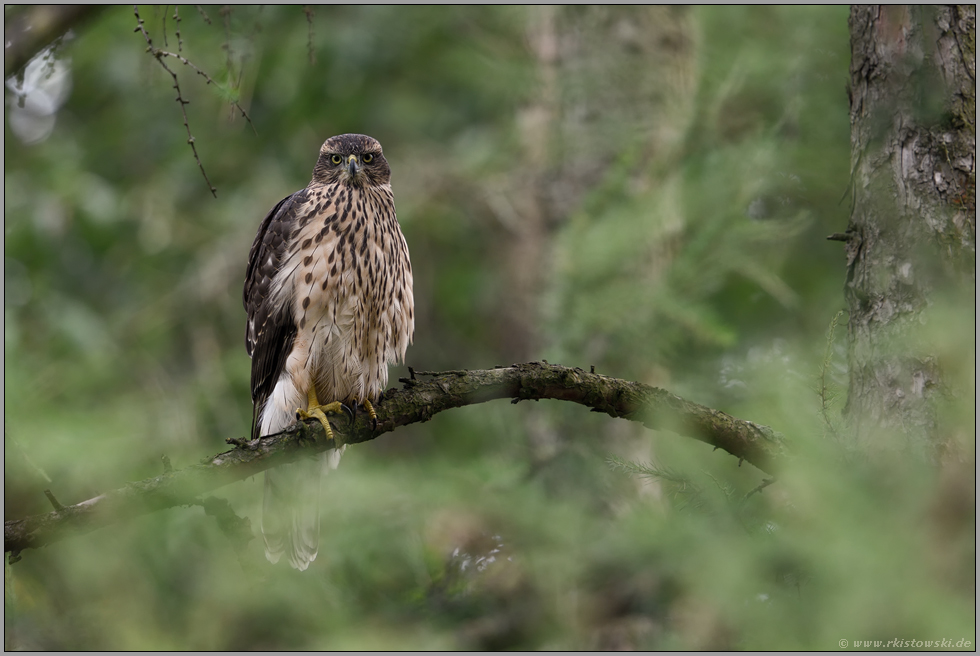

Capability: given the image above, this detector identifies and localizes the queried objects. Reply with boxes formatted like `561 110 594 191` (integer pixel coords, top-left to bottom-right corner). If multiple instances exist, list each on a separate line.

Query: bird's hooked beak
347 154 359 178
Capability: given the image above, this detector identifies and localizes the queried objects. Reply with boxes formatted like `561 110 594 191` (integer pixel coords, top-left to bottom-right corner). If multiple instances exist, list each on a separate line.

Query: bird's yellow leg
296 386 346 442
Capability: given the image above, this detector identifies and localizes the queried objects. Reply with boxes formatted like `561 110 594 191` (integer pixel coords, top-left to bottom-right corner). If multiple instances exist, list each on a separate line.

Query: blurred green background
4 5 974 650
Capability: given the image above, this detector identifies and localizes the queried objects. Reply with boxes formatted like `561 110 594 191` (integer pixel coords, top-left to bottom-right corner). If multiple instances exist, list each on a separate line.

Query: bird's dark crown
321 133 381 155
312 133 390 187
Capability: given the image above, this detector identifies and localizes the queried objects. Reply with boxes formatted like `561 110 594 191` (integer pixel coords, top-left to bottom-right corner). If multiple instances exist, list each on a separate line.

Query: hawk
243 134 414 570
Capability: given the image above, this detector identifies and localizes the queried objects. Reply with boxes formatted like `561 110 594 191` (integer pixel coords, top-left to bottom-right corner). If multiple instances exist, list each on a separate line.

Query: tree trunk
497 6 696 362
494 7 697 477
844 5 975 451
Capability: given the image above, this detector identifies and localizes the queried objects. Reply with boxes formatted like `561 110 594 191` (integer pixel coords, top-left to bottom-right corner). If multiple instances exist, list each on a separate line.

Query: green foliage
4 5 973 650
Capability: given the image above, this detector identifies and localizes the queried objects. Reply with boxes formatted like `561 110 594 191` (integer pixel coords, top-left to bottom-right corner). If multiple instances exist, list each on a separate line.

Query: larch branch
132 5 257 198
4 362 789 559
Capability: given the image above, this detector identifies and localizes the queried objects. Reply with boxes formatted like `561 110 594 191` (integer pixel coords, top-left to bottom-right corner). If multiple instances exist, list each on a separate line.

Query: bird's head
312 134 390 188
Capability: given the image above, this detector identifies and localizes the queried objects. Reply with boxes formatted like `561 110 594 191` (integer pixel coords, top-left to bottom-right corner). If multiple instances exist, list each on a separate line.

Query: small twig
39 35 64 82
161 4 168 47
742 477 776 502
226 436 258 451
818 311 845 443
134 5 217 197
43 489 64 512
154 48 257 135
133 5 258 196
608 457 706 511
195 5 212 24
220 5 233 79
161 454 173 474
303 6 316 65
826 232 850 242
173 5 183 53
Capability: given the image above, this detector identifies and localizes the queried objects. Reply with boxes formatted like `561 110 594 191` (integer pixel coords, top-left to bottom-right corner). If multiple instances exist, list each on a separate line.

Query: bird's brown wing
244 189 307 439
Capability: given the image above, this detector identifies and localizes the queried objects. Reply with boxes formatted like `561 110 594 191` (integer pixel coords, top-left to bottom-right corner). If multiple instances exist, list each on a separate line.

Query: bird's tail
261 447 344 571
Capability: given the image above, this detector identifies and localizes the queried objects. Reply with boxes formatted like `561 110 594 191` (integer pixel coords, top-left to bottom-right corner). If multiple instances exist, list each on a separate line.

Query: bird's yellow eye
362 153 374 163
331 154 343 165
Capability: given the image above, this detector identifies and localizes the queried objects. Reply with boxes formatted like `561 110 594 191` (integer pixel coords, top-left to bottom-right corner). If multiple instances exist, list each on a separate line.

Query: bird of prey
243 134 414 570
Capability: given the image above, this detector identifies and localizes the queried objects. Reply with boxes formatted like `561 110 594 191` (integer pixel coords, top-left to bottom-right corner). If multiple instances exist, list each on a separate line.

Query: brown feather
243 191 307 440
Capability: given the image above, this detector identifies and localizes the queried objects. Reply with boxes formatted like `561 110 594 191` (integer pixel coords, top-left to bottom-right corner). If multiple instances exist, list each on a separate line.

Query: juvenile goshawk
243 134 414 570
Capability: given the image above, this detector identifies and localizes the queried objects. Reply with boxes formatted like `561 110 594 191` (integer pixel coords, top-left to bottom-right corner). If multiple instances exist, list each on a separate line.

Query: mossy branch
4 362 788 559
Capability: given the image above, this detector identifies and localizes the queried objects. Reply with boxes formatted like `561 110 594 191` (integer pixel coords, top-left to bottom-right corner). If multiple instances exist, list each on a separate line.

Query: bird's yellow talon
296 407 334 441
297 389 347 442
362 399 378 429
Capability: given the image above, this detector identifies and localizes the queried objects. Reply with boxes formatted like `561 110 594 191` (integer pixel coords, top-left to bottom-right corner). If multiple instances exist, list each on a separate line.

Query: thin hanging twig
132 5 258 197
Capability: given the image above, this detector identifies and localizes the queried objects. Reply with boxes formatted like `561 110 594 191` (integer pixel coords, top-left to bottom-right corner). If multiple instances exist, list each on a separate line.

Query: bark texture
5 363 787 557
844 6 975 448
